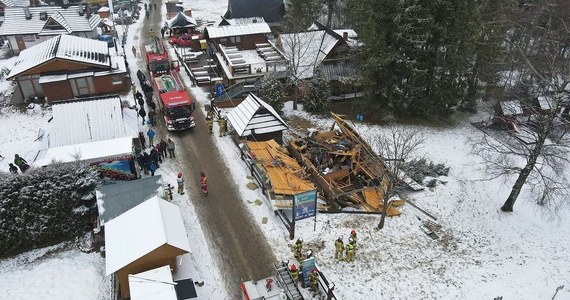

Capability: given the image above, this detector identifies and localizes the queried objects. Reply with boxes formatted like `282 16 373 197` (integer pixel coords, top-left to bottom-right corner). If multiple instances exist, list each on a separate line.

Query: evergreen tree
283 0 321 32
302 70 331 113
346 0 511 117
259 74 285 112
0 163 100 256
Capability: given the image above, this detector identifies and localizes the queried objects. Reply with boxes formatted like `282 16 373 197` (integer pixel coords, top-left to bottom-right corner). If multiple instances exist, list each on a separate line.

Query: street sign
293 190 317 221
301 257 315 287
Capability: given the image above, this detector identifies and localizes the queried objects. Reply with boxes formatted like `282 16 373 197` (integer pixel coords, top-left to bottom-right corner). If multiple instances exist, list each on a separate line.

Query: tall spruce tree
303 70 331 113
259 74 285 112
346 0 510 117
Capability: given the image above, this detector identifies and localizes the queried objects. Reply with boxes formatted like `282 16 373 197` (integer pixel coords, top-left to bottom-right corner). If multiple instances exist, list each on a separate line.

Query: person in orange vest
200 171 208 195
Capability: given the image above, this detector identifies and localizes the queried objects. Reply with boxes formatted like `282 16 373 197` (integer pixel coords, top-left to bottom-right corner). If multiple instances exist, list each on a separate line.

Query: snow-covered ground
0 0 569 299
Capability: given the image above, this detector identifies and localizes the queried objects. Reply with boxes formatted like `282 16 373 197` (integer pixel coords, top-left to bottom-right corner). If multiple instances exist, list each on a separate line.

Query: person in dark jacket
155 144 163 163
138 132 147 148
148 108 155 126
150 147 160 167
14 154 30 172
159 139 168 158
9 163 18 175
140 152 150 175
138 107 147 125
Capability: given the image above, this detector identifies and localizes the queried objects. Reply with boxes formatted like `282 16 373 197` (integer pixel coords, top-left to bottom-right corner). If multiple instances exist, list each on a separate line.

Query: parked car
169 34 202 48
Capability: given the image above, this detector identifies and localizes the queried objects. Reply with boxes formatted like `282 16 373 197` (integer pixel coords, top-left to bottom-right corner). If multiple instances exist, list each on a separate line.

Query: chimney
342 32 348 41
24 7 32 20
62 0 69 9
78 4 84 16
39 11 47 20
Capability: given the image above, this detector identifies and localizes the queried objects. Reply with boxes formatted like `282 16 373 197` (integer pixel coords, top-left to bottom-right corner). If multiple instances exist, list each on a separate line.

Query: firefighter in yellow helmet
293 238 303 261
309 268 319 292
345 237 356 262
334 236 344 260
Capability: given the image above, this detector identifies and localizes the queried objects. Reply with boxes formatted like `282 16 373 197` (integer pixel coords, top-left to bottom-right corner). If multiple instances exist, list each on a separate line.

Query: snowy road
136 8 276 298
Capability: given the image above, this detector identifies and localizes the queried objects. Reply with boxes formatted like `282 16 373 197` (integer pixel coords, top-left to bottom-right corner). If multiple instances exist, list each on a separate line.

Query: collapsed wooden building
288 113 403 215
240 139 317 211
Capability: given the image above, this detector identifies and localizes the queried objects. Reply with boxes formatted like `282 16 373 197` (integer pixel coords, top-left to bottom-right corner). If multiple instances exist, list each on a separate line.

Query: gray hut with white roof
226 93 288 144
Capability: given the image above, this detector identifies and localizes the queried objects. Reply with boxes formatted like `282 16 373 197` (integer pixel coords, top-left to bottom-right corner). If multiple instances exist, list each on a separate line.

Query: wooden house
0 5 100 54
7 34 127 103
32 95 139 180
204 21 271 50
105 196 191 299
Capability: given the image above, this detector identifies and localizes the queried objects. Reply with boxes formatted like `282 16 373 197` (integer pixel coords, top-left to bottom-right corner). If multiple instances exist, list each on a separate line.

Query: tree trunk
293 83 298 110
501 142 544 212
376 196 389 230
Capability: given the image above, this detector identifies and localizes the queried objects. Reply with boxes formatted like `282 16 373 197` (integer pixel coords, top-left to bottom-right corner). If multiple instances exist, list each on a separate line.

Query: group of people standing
7 154 30 175
136 131 176 177
335 230 358 262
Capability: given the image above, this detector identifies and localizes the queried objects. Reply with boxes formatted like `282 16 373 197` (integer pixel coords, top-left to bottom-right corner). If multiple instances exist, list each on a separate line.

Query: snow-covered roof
46 95 134 148
332 29 357 39
105 196 191 275
129 266 177 300
227 93 288 136
278 30 340 79
500 100 524 116
166 11 196 28
1 0 30 7
205 22 271 39
8 35 110 79
33 136 133 167
217 16 265 26
96 176 163 225
0 6 100 36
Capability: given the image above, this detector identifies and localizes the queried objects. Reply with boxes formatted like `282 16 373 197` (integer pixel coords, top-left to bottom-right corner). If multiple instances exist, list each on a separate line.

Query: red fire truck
144 37 195 131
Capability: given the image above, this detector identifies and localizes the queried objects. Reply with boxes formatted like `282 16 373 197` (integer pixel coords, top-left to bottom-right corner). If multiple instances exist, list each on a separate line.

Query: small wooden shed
226 93 288 144
105 196 191 299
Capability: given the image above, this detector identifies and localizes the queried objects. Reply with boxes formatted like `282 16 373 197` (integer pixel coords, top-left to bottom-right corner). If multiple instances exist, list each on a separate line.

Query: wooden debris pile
241 140 316 206
288 113 403 215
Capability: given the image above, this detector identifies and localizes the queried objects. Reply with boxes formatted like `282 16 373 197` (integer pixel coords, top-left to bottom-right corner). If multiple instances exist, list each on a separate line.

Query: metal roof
0 6 101 36
166 11 196 28
205 22 271 39
321 59 358 81
96 176 163 226
278 30 340 79
8 35 110 79
226 93 288 137
1 0 30 7
48 95 130 147
105 196 191 275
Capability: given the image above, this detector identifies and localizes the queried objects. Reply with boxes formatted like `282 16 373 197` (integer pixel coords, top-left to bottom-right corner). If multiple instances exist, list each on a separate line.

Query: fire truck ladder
274 262 304 300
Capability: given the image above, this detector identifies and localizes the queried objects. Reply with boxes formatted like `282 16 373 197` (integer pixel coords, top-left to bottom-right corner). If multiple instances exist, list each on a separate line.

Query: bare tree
473 1 570 212
277 31 321 110
369 124 426 182
366 124 426 230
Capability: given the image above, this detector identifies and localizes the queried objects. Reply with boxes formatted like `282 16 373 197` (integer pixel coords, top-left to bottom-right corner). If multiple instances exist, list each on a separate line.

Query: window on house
112 75 122 85
219 38 227 44
71 77 94 96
